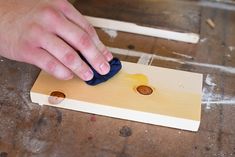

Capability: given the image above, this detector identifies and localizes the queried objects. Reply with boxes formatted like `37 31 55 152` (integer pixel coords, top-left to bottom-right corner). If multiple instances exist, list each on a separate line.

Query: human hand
0 0 113 80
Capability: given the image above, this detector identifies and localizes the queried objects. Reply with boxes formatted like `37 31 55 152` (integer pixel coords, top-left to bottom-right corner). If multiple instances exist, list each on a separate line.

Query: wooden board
74 0 200 43
84 16 199 43
30 61 203 131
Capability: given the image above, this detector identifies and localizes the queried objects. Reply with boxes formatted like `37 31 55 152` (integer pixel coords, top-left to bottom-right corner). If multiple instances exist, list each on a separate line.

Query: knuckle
92 51 103 61
90 53 105 69
103 49 112 59
98 42 107 53
23 23 43 45
56 0 70 13
102 48 109 55
78 33 91 49
62 51 77 65
28 23 43 36
40 6 61 24
46 59 57 73
86 24 96 36
73 61 87 73
18 51 31 63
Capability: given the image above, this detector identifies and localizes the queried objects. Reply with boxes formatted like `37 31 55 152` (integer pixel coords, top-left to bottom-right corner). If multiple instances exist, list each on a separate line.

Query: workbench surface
1 1 235 157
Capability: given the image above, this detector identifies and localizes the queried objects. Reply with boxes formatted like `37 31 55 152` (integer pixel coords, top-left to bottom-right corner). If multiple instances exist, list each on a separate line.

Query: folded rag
79 54 122 86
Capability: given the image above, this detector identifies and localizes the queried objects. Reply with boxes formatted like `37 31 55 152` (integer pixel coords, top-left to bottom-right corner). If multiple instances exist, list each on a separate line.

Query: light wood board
85 16 199 44
75 0 200 43
30 61 203 131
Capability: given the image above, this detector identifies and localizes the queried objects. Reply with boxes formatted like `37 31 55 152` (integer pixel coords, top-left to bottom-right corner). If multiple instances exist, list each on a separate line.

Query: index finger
55 1 113 61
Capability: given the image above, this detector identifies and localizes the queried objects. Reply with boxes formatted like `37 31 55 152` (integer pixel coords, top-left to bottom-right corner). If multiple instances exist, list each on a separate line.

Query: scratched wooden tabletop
0 0 235 157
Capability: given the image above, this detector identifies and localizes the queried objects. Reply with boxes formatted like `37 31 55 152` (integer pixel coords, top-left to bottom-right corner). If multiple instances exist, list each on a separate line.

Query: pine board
30 61 203 131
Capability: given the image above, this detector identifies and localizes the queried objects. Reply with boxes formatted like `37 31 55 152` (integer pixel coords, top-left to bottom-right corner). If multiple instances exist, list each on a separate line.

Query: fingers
39 33 94 81
52 14 111 75
28 1 113 81
55 1 113 61
22 48 74 80
0 0 113 82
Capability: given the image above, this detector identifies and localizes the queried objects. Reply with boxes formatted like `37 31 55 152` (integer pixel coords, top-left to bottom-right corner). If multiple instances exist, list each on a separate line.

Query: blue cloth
79 54 122 86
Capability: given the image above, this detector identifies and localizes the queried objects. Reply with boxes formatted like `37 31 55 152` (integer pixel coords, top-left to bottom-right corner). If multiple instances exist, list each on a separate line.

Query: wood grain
30 61 203 131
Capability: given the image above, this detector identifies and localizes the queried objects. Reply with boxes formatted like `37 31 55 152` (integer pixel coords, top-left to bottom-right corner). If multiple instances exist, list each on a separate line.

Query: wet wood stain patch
125 73 155 95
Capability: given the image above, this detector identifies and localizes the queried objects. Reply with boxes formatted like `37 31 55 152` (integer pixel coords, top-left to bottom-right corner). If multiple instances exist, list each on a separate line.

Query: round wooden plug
136 85 153 95
48 91 66 105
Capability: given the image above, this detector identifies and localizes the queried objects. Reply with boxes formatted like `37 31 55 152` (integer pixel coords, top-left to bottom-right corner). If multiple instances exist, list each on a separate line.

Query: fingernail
99 62 110 75
83 69 93 81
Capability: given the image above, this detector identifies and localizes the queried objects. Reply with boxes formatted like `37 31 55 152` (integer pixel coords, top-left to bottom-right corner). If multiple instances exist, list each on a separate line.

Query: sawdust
206 18 216 29
101 28 118 39
205 74 217 86
226 54 231 58
228 46 235 51
200 38 208 43
203 75 217 109
23 135 49 153
202 75 235 108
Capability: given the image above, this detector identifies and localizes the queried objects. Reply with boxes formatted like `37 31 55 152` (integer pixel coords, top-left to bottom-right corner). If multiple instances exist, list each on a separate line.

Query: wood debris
206 18 216 29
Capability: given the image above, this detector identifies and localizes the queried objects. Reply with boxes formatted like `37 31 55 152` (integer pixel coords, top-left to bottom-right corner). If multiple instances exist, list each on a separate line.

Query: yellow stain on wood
123 73 155 95
125 73 149 85
125 73 148 88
